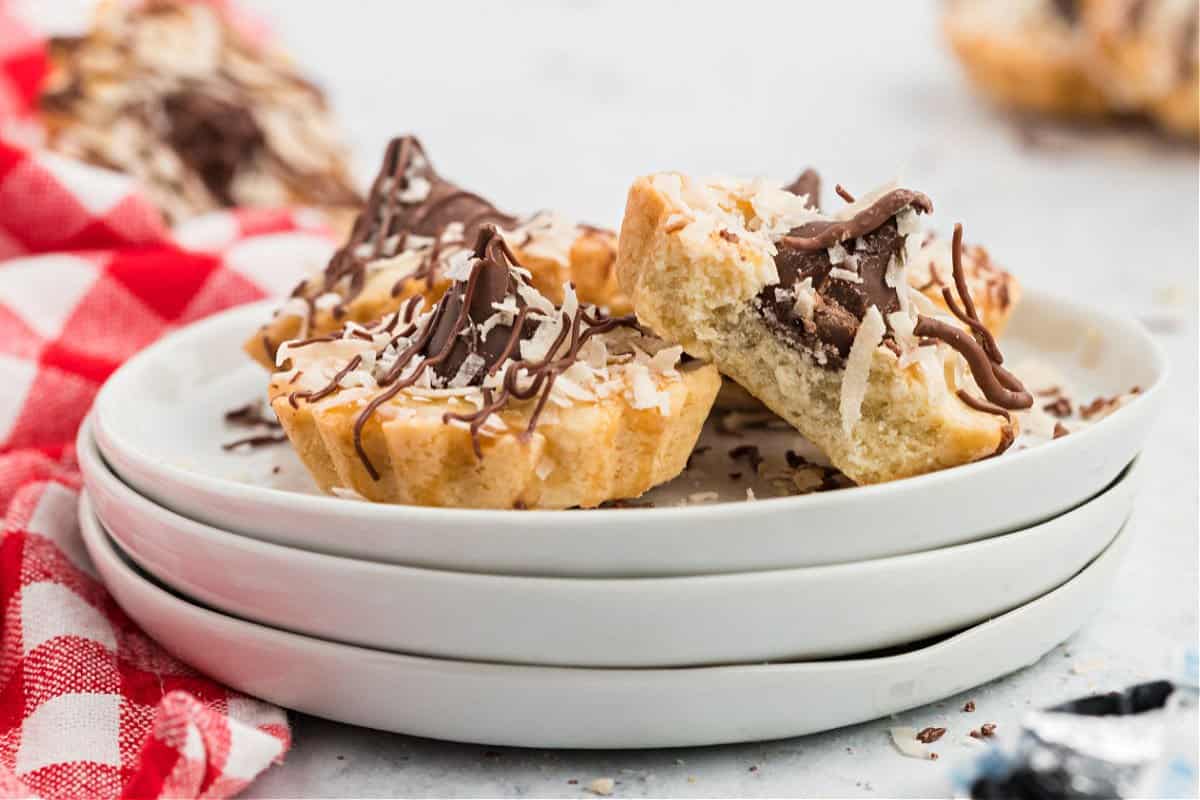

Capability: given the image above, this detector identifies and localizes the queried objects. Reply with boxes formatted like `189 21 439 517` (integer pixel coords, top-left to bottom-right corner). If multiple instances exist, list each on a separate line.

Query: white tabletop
240 1 1198 796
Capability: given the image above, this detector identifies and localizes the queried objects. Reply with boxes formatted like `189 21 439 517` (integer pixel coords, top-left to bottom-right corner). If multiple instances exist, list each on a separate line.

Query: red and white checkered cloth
0 3 341 797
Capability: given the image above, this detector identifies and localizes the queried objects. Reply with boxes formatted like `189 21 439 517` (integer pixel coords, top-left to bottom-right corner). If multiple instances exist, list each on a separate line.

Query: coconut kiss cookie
247 135 628 369
40 0 360 223
269 226 720 509
616 173 1033 485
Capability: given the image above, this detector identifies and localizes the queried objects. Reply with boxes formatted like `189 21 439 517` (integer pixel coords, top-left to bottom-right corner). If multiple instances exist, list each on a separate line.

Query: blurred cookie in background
944 0 1198 140
39 0 361 223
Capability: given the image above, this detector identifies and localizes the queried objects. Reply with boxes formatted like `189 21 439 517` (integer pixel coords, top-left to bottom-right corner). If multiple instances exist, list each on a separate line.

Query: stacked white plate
80 288 1166 748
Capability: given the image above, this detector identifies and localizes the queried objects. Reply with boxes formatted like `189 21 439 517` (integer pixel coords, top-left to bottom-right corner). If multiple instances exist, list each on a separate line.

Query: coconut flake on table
839 305 886 434
889 727 930 759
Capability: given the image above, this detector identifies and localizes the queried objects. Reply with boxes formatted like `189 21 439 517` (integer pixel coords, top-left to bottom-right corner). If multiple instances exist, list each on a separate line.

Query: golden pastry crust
617 175 1029 485
944 0 1110 117
270 360 718 509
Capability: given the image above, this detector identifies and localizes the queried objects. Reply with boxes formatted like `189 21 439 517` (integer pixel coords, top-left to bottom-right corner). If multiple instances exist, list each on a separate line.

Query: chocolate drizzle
292 225 641 477
911 224 1032 413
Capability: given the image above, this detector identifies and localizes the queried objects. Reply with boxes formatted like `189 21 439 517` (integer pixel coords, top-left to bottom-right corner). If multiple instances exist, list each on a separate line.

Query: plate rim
77 486 1129 673
92 288 1168 527
79 415 1139 582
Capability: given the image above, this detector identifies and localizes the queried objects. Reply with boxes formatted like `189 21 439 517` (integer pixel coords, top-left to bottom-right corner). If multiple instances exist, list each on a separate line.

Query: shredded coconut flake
444 250 476 282
890 727 928 759
839 305 886 435
792 277 817 321
829 267 863 284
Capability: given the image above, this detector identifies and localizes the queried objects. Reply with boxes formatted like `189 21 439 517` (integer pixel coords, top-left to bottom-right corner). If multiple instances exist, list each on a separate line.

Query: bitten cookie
270 226 719 509
617 173 1033 485
39 0 360 222
246 135 628 369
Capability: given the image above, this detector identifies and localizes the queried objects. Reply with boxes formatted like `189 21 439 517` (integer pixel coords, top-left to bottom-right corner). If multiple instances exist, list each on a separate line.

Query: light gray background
238 2 1198 797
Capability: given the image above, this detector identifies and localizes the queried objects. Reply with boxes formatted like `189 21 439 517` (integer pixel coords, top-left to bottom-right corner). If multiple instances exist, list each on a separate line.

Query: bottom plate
80 494 1131 749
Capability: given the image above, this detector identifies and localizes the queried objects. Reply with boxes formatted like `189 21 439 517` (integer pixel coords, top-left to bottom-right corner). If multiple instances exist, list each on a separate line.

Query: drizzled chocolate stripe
779 189 933 251
912 224 1032 412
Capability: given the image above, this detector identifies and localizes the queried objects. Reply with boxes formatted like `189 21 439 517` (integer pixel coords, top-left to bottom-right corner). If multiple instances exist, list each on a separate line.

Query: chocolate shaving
1053 422 1070 439
221 433 288 451
728 444 764 474
834 184 856 204
963 701 976 713
224 401 281 429
1043 397 1072 417
778 189 932 252
916 727 946 744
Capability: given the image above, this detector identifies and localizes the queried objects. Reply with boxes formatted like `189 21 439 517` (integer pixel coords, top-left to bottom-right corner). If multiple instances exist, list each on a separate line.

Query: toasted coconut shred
840 305 887 434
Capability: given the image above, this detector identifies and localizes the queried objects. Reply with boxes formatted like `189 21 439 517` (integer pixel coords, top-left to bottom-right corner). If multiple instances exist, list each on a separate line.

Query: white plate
91 290 1164 578
79 496 1133 748
80 420 1138 667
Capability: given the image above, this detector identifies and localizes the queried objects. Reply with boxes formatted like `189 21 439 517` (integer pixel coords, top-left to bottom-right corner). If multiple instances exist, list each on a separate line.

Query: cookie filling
751 182 1031 428
755 188 931 368
278 226 687 477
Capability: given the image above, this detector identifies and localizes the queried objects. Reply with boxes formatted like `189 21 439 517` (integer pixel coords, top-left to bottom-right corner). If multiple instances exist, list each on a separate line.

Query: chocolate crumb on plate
221 432 288 451
963 700 976 712
1042 397 1072 417
729 444 764 474
916 726 947 744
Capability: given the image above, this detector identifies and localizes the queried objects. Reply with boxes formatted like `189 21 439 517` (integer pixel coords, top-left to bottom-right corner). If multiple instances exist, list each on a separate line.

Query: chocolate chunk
427 227 526 384
756 216 909 368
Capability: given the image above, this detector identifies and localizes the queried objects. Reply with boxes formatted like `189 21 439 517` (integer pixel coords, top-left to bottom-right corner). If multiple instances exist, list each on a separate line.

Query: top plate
92 288 1165 577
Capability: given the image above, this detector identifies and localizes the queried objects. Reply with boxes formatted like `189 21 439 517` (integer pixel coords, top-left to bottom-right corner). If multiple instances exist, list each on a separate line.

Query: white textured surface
238 0 1198 796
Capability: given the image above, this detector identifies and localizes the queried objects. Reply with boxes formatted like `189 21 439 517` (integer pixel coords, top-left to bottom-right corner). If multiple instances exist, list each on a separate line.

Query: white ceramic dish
80 420 1138 667
80 496 1133 748
90 290 1164 578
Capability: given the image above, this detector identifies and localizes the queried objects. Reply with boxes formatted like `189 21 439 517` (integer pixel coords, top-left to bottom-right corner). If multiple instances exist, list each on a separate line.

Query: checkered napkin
0 6 340 797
